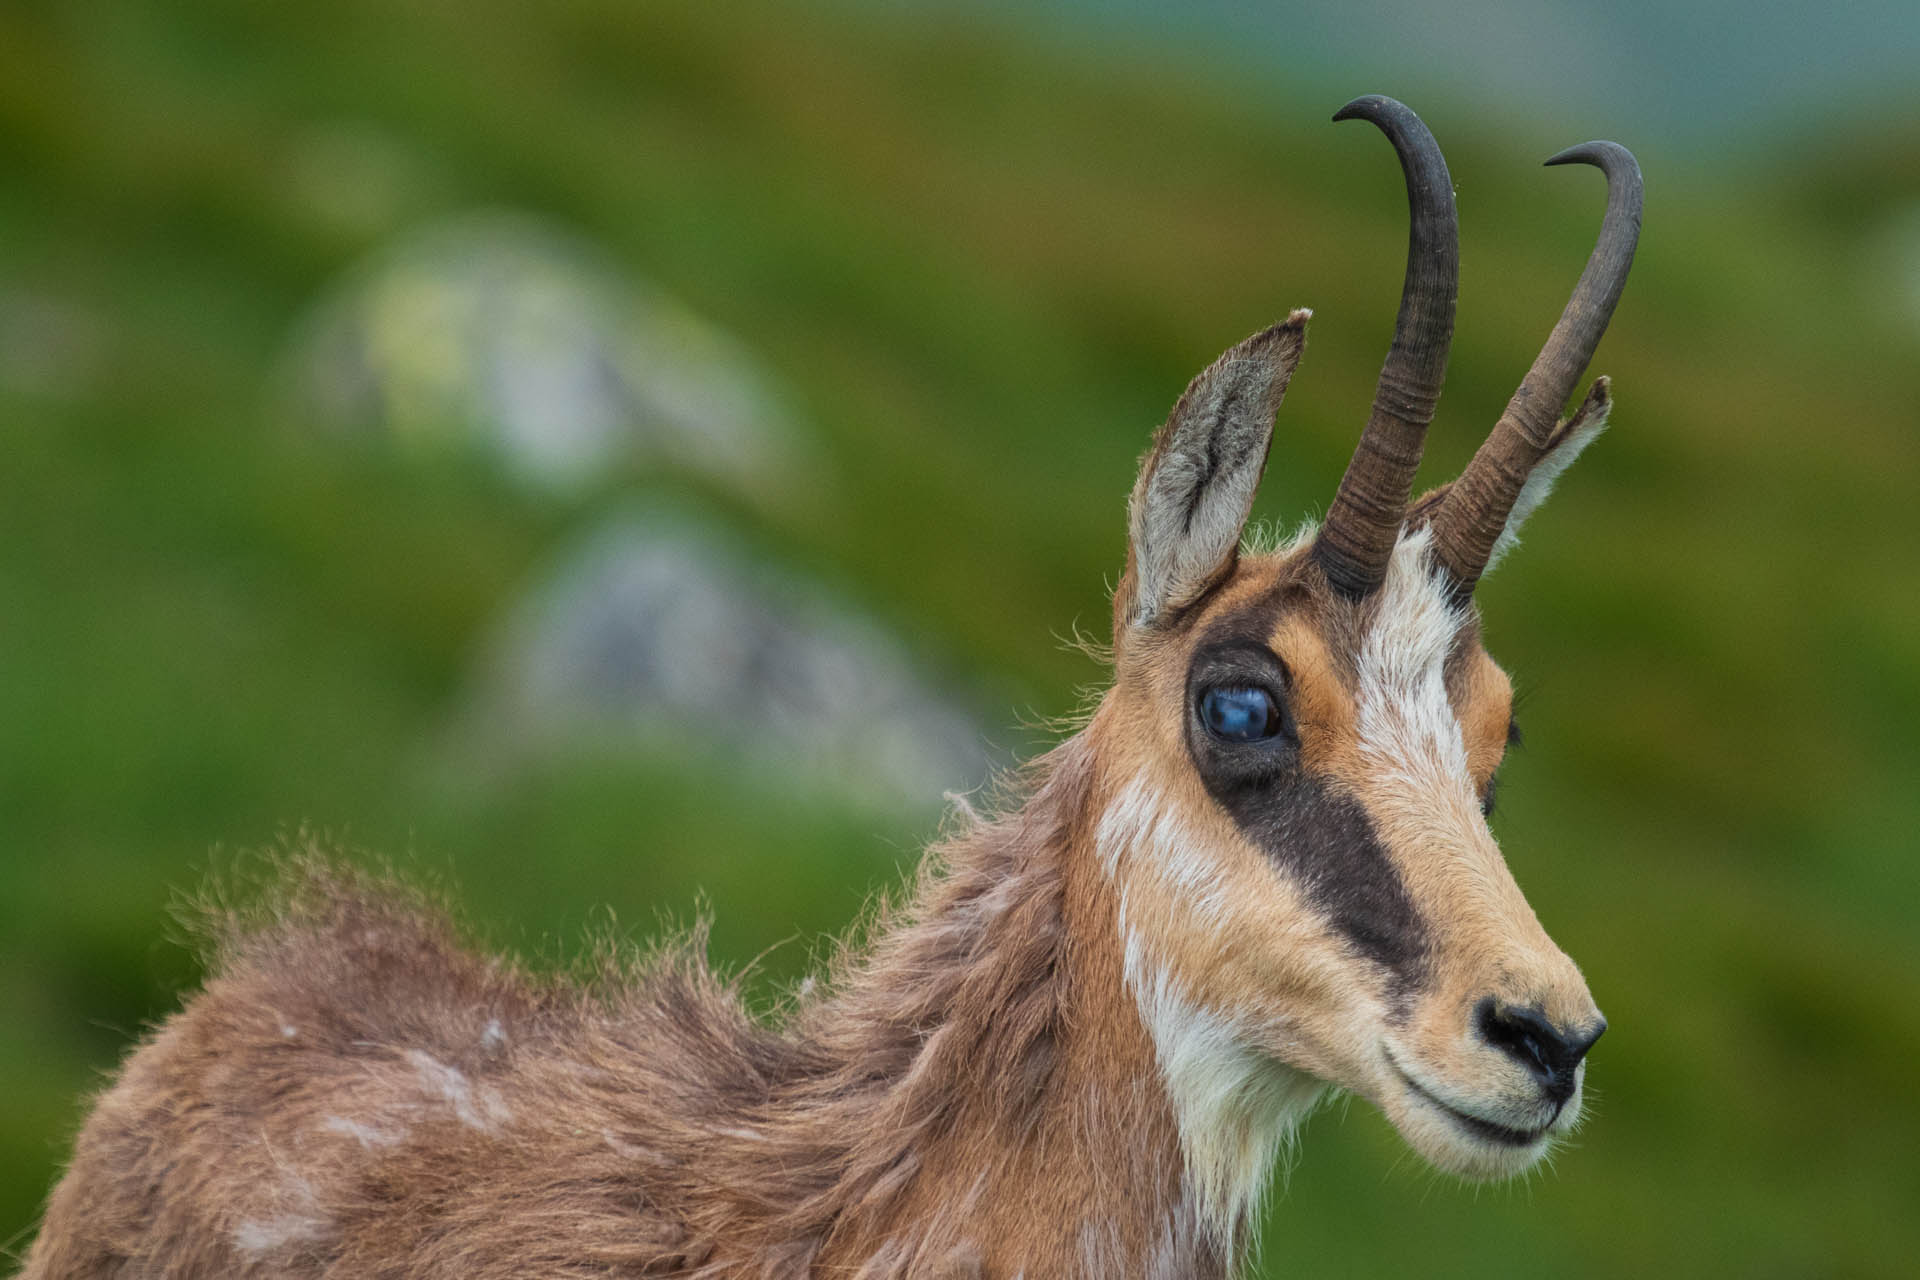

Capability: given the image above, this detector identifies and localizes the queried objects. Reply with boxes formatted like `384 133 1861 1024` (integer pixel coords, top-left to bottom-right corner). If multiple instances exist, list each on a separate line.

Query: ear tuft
1121 312 1309 631
1484 376 1611 573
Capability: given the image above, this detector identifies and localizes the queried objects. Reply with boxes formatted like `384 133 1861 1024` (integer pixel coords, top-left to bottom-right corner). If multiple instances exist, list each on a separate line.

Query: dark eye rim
1182 642 1302 784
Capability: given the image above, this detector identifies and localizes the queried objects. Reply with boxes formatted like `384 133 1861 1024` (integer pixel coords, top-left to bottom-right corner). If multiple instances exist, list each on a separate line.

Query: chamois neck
769 734 1239 1277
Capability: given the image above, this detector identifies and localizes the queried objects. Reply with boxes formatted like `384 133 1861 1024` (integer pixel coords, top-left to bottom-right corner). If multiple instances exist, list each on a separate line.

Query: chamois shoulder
191 858 546 1059
181 854 789 1093
22 854 803 1278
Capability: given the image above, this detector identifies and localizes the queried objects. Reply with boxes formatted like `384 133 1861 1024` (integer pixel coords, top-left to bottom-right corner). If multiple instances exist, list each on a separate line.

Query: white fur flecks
231 1174 330 1259
404 1049 512 1131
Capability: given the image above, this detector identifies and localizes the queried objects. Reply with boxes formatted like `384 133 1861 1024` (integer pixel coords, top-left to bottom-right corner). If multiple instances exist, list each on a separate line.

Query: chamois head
1097 97 1639 1185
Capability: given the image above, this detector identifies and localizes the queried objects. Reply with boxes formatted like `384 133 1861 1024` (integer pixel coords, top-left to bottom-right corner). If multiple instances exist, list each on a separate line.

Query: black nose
1476 998 1606 1104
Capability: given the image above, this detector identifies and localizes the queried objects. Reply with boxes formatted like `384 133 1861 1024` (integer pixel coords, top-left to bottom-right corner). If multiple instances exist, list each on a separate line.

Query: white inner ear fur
1128 376 1270 626
1484 399 1610 575
1126 318 1305 628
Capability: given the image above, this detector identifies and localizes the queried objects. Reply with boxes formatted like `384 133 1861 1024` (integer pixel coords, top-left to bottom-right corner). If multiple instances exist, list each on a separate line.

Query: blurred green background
4 1 1918 1274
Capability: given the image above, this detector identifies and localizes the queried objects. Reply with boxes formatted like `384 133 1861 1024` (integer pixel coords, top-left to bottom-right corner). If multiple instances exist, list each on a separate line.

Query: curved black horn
1429 141 1642 596
1313 95 1460 600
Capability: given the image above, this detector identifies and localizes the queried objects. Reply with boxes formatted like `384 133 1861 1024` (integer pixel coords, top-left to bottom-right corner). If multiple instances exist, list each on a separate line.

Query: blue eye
1200 686 1283 743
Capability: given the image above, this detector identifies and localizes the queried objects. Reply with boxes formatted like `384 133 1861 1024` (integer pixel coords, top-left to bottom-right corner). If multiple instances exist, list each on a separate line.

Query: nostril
1577 1016 1608 1058
1475 999 1604 1099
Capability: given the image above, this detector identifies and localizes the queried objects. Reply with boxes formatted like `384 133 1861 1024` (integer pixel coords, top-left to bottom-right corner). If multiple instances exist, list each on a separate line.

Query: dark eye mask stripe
1202 771 1430 995
1184 590 1432 1003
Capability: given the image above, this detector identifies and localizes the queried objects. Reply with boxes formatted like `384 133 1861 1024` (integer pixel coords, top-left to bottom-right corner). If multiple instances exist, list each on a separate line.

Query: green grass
3 0 1918 1273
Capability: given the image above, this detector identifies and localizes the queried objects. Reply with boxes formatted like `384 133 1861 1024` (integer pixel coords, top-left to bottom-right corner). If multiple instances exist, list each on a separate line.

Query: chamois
20 96 1640 1279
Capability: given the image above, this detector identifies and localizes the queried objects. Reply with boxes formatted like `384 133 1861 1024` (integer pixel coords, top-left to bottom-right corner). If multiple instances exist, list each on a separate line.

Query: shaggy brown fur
20 739 1225 1278
21 98 1637 1274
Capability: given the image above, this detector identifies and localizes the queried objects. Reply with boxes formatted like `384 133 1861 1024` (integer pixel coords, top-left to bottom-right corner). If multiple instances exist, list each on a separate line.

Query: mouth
1388 1056 1558 1149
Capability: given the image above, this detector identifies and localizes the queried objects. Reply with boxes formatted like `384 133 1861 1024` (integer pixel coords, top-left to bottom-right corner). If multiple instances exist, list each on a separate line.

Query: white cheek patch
1122 932 1322 1253
1095 775 1229 928
1354 529 1475 812
1097 775 1323 1251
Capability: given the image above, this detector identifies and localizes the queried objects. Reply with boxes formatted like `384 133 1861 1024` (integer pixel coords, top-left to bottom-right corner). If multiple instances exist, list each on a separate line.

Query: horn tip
1544 140 1640 177
1333 94 1403 125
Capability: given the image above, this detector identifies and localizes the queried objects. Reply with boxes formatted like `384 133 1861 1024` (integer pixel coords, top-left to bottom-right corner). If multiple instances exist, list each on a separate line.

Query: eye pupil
1201 686 1282 742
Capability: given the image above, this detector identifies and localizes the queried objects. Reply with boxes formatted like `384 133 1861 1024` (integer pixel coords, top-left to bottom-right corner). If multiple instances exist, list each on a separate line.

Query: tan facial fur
1100 526 1603 1195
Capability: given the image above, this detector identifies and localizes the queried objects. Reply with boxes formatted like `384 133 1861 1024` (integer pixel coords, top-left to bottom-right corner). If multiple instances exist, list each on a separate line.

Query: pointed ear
1484 376 1611 573
1406 377 1612 576
1118 312 1309 633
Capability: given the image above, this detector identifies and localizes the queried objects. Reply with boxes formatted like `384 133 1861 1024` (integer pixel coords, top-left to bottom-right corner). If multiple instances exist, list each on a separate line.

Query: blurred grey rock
461 511 992 818
281 212 813 499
